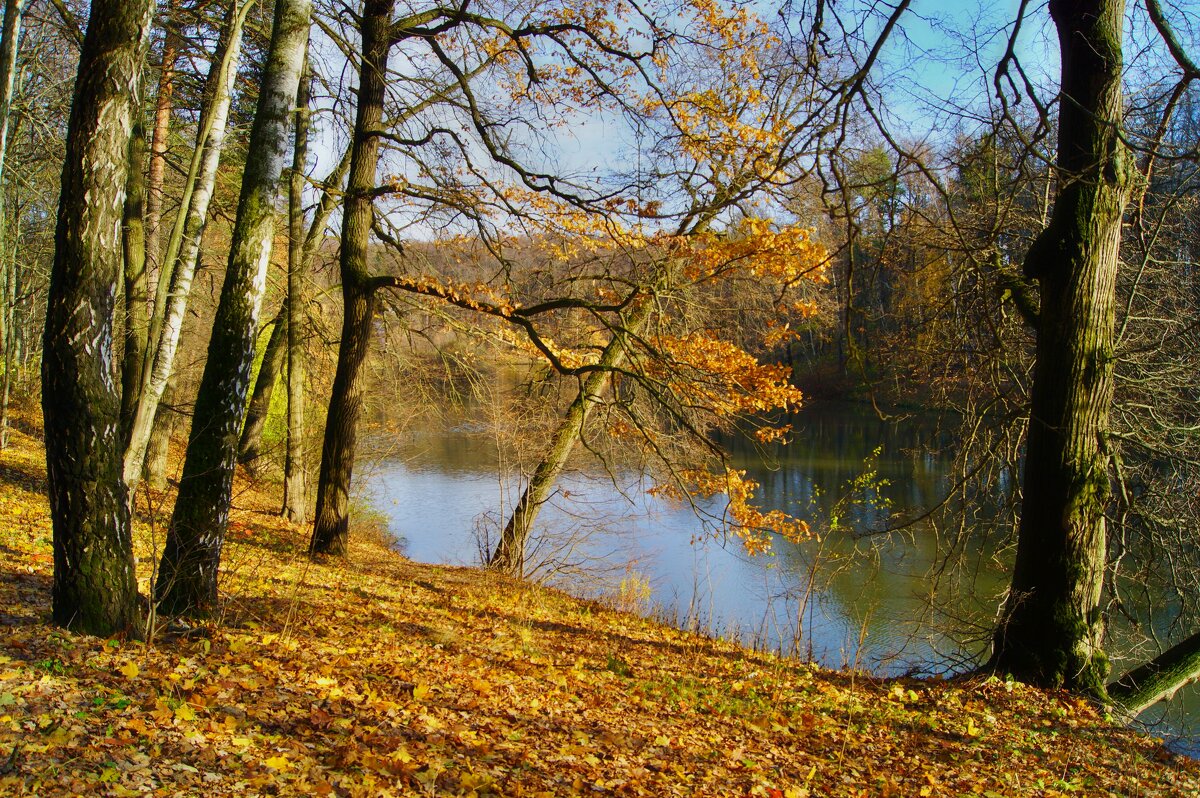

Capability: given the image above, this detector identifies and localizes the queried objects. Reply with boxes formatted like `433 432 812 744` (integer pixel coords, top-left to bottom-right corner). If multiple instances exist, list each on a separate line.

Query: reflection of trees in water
367 403 1200 742
718 403 1014 673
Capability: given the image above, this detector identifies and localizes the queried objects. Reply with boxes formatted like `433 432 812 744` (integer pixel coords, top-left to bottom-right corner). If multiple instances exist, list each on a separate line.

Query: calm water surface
360 403 1200 752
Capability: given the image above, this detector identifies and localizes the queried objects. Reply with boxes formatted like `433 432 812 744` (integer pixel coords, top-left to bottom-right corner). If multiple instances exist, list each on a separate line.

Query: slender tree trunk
42 0 155 636
120 93 149 448
489 321 641 575
488 229 712 574
0 214 17 451
309 0 394 557
237 300 287 468
125 0 252 490
0 0 25 451
156 0 312 616
1109 631 1200 715
145 373 178 490
284 61 312 524
144 0 180 280
989 0 1131 694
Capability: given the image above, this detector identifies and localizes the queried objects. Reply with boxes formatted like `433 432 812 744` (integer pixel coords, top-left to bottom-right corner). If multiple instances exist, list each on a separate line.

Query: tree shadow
0 458 47 494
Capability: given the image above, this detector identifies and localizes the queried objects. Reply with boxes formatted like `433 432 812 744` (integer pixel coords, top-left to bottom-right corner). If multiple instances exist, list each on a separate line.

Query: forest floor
1 405 1198 797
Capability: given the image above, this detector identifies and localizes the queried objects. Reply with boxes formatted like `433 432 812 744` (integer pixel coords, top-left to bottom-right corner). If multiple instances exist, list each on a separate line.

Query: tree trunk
284 61 312 525
156 0 312 616
1109 631 1200 715
309 0 394 557
237 300 287 468
42 0 155 636
124 0 252 490
0 0 25 451
989 0 1130 694
0 218 17 451
145 373 178 490
144 0 181 281
120 93 149 448
489 321 642 575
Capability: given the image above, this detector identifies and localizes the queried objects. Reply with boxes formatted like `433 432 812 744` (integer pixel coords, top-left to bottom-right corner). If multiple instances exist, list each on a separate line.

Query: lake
359 402 1200 753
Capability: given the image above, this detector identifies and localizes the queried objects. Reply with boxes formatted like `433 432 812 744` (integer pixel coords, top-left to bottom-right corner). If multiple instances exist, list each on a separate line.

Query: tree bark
42 0 155 636
989 0 1131 694
144 373 178 490
309 0 394 557
284 60 312 525
156 0 312 616
1109 632 1200 715
124 0 252 490
0 0 25 451
120 90 149 448
237 300 287 468
144 0 180 291
489 316 644 575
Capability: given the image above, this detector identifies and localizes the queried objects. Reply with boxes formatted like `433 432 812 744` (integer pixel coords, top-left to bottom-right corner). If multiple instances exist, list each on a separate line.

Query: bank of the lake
1 406 1197 796
360 403 1200 755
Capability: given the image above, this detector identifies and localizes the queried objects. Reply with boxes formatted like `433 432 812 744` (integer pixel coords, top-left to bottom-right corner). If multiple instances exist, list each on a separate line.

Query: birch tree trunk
42 0 155 636
309 0 393 557
130 0 180 472
156 0 312 616
988 0 1131 694
124 0 252 490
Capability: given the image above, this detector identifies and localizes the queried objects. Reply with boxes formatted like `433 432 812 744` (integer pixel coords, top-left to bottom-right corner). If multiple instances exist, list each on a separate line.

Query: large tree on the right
989 0 1131 693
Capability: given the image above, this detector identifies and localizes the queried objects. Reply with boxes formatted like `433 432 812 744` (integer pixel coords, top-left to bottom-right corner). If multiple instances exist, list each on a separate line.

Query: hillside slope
0 408 1196 797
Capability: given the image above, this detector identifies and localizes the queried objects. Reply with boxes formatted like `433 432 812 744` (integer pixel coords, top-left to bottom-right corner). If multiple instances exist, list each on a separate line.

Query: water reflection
360 401 1199 752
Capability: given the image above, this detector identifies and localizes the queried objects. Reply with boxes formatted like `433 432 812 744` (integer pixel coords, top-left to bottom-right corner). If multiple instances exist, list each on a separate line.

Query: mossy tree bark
309 0 393 557
237 299 287 469
989 0 1131 693
156 0 312 616
120 93 149 448
42 0 155 636
144 373 178 490
1109 631 1200 715
284 60 313 525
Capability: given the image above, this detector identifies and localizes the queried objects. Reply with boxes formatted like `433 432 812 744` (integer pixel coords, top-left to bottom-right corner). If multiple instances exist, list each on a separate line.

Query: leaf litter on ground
0 405 1197 796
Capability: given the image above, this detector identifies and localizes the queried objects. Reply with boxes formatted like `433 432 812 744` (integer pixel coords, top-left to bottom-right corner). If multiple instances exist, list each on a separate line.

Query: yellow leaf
264 755 290 770
412 683 430 701
231 736 251 747
654 735 670 747
174 702 196 722
119 661 139 679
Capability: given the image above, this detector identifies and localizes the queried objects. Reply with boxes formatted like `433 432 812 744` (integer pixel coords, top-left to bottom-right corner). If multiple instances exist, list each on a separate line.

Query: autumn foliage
2 406 1198 796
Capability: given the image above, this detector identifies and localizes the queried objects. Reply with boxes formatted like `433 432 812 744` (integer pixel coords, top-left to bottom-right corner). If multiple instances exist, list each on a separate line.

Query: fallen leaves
0 406 1197 796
